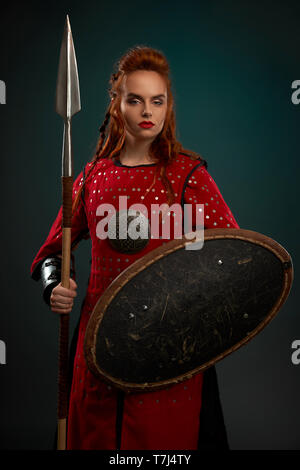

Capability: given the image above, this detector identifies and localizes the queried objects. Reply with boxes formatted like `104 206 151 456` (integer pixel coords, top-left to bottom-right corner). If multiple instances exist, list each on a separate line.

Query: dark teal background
0 0 299 450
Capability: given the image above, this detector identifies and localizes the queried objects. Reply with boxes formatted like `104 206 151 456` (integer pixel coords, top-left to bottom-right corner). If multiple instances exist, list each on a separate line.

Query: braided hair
72 46 207 216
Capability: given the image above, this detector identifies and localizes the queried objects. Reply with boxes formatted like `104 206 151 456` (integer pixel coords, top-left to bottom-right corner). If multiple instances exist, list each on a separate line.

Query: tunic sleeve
183 164 240 230
30 170 90 280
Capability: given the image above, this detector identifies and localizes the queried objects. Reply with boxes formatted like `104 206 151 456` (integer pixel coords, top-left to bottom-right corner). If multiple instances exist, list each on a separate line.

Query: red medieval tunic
30 152 239 450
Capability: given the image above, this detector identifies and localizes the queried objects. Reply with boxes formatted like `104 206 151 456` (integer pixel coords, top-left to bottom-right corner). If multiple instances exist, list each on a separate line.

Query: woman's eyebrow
127 93 166 100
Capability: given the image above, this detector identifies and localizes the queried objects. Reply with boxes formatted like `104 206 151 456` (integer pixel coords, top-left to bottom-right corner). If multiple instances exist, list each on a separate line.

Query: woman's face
119 70 168 142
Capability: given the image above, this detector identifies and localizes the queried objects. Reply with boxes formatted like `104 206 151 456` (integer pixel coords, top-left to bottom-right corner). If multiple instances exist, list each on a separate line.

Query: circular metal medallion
107 209 150 254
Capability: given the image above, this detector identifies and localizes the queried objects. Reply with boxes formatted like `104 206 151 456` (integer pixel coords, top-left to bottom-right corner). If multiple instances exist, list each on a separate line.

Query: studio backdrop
0 0 299 450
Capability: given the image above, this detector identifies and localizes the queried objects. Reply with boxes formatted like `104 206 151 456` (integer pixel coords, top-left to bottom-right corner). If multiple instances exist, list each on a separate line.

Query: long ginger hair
72 45 207 215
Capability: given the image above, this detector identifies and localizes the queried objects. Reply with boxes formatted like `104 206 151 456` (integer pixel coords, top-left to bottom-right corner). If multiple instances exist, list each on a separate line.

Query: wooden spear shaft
57 175 73 450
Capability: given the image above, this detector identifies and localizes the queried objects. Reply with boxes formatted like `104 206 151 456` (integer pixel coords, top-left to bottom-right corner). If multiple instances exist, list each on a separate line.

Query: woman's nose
142 103 152 116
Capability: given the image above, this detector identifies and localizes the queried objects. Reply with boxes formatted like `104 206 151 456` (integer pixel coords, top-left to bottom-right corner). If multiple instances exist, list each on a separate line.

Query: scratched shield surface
84 230 293 391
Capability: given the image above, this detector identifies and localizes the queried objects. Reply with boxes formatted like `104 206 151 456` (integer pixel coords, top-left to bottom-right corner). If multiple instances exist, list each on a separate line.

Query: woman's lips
139 122 154 128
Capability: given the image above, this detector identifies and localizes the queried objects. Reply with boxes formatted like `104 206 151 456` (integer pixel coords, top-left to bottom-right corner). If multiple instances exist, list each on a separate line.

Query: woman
31 46 239 450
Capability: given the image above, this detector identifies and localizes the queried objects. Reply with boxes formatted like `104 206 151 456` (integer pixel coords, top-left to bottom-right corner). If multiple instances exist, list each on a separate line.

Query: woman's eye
127 99 163 105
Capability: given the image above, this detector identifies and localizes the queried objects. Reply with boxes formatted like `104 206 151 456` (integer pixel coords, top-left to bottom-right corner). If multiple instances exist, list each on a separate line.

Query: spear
55 14 81 450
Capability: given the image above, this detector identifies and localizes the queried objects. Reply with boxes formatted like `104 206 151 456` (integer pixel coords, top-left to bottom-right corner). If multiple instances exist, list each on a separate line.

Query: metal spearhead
55 14 81 177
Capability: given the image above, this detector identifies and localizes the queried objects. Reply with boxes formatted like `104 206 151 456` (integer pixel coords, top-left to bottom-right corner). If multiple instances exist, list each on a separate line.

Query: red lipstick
139 121 154 128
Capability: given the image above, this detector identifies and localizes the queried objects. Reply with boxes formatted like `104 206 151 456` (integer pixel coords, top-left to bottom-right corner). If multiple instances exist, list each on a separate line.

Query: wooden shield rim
84 228 294 392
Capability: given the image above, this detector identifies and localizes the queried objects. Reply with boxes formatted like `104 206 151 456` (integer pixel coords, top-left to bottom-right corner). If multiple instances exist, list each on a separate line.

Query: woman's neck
119 140 156 166
119 154 155 166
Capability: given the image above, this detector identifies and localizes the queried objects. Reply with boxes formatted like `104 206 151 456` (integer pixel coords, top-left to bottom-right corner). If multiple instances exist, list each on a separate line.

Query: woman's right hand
50 278 78 314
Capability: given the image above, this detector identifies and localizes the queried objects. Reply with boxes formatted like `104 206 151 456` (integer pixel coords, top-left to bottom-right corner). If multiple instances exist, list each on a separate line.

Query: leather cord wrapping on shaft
62 176 73 227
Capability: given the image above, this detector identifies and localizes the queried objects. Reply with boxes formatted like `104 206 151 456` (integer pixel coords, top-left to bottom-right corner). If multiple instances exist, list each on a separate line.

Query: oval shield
84 228 293 392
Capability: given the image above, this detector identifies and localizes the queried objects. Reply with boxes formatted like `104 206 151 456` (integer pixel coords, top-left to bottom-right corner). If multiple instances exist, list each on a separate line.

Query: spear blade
56 14 81 178
56 14 81 120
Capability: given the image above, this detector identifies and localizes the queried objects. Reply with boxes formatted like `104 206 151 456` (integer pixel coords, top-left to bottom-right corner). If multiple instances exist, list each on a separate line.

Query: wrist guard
40 256 74 306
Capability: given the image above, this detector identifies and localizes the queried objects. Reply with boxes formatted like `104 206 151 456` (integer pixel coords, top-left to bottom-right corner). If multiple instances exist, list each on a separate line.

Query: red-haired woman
31 46 239 450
